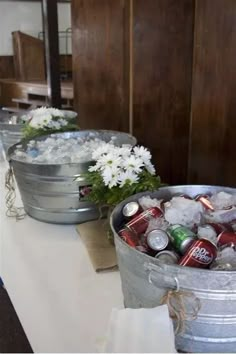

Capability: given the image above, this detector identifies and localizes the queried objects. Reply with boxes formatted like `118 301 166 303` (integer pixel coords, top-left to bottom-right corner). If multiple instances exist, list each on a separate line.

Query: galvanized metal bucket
111 185 236 353
8 130 137 224
0 124 23 157
0 110 78 158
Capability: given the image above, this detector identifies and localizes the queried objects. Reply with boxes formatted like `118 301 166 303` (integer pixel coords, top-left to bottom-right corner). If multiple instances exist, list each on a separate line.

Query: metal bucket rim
110 184 236 274
7 129 137 165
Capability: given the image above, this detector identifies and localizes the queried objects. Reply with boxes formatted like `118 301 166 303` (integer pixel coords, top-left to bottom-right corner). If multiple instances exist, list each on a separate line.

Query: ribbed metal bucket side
8 130 137 224
0 124 23 157
110 185 236 353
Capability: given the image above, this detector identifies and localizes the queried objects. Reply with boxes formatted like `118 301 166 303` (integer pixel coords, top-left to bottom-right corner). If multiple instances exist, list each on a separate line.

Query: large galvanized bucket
111 185 236 353
8 130 137 224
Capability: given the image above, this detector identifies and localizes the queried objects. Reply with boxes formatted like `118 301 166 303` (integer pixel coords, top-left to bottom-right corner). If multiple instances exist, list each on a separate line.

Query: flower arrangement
83 142 162 207
21 107 79 140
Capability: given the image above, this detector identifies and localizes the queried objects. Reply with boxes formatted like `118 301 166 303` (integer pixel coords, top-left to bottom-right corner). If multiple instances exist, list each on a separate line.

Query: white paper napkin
104 304 176 353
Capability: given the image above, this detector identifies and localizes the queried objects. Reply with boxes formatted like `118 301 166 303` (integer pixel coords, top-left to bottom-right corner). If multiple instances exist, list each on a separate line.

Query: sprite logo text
191 246 213 264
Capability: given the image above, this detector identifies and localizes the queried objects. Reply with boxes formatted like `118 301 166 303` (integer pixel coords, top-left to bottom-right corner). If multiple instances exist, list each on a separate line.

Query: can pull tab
144 262 180 291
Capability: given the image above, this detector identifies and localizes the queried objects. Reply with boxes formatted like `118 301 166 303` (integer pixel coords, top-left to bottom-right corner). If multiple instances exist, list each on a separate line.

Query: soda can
155 250 180 265
195 194 214 211
126 207 163 234
179 238 217 268
146 229 169 251
217 231 236 247
167 224 197 254
118 228 140 248
122 201 141 219
207 222 233 235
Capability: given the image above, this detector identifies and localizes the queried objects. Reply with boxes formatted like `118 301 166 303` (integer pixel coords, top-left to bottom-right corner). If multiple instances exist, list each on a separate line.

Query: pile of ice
12 134 121 164
164 197 204 228
209 191 236 209
138 191 236 228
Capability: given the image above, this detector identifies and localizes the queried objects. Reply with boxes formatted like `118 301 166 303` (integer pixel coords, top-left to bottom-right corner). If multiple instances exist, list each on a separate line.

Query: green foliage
84 169 163 207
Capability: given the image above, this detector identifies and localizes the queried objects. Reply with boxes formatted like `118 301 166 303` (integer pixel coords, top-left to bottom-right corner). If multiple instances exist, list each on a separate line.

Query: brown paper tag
76 220 118 272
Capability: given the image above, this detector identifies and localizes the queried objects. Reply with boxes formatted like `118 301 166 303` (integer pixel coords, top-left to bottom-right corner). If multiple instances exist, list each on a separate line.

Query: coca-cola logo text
191 246 213 264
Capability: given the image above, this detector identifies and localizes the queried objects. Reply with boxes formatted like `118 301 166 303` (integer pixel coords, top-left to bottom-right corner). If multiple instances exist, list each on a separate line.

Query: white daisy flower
102 166 120 188
48 108 65 117
88 163 100 172
118 170 139 187
133 146 152 164
122 155 144 173
92 143 114 160
116 145 132 158
47 120 61 130
58 118 68 127
98 152 122 170
30 107 47 114
29 113 52 128
145 162 156 175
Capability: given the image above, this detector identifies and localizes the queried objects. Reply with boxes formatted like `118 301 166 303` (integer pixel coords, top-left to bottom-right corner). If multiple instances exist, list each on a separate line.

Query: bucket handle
144 262 180 291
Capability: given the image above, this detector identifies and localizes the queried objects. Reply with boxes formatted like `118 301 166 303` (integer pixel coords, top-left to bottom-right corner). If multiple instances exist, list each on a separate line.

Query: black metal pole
42 0 61 108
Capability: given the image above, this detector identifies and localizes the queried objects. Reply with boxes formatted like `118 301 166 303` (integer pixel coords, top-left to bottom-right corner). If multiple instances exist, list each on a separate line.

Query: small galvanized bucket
0 110 78 158
8 130 137 224
0 124 23 157
111 185 236 353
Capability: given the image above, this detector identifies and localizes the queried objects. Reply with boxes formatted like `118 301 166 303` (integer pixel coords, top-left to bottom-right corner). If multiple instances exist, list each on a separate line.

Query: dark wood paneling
133 0 194 184
189 0 236 186
72 0 130 131
12 31 46 81
0 80 28 107
0 56 15 79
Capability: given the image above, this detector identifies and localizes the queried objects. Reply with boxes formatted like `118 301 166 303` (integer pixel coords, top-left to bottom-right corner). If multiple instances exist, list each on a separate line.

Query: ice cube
205 207 236 223
11 136 117 164
145 217 170 234
138 196 163 210
197 225 217 243
210 191 236 210
164 197 204 228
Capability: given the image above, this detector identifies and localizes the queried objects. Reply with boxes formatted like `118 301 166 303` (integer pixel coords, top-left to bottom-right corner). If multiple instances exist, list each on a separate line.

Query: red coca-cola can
118 228 140 248
126 207 163 234
195 194 214 211
179 238 217 268
207 222 233 235
217 231 236 247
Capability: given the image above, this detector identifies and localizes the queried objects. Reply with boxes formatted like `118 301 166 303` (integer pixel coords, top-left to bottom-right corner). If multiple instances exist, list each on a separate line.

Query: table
0 159 123 352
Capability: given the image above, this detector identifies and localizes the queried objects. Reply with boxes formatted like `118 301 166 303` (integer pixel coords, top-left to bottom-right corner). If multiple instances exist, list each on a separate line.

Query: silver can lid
155 250 179 264
123 201 140 217
146 229 169 251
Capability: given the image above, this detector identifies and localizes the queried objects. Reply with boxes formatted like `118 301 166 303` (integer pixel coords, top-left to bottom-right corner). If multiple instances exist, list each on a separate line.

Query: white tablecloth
0 159 123 352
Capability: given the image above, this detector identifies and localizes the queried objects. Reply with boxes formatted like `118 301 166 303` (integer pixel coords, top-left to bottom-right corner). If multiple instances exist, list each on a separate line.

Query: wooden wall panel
0 80 28 107
12 31 46 81
133 0 194 184
72 0 130 131
189 0 236 186
0 56 15 79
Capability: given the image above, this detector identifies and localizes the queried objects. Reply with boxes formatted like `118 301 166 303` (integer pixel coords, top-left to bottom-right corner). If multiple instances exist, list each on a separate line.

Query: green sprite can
167 224 197 254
